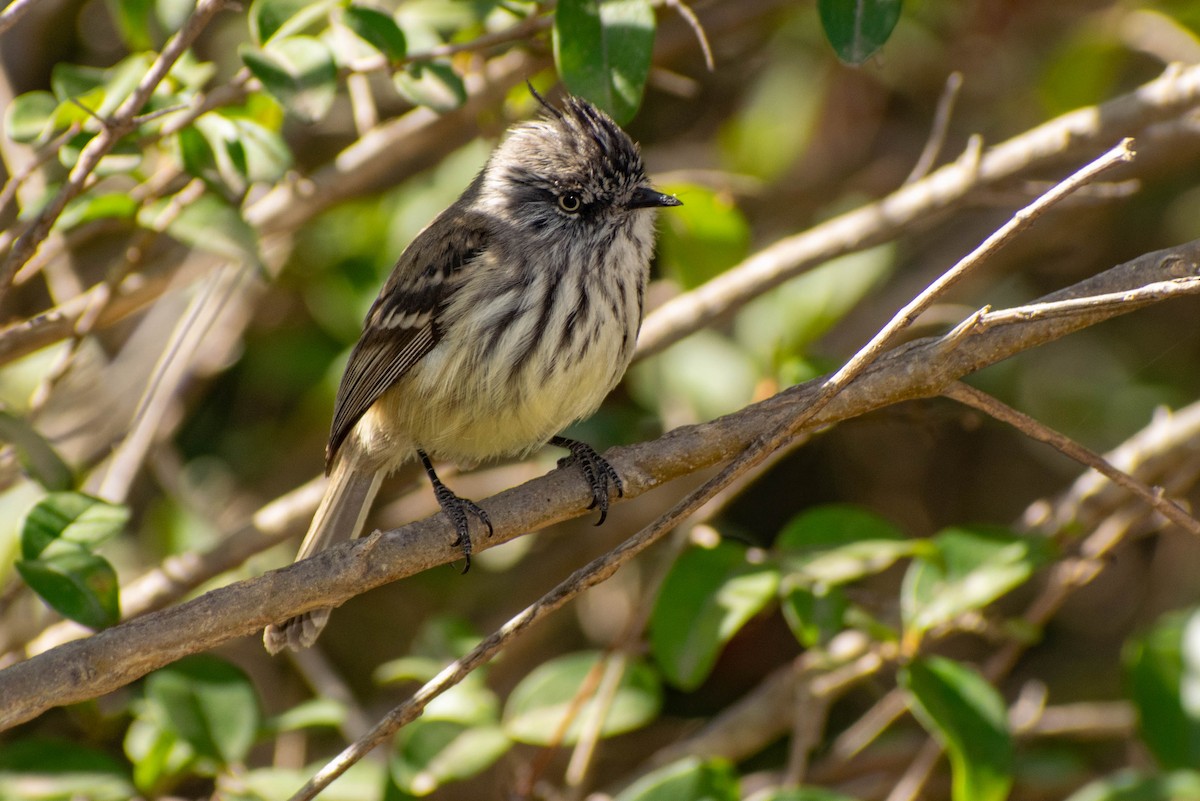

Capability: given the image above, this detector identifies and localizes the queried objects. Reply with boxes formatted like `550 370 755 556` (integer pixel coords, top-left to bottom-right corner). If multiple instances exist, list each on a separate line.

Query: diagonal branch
0 236 1197 731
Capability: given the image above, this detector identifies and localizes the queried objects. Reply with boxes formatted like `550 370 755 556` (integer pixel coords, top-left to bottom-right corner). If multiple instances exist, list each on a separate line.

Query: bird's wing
325 208 490 469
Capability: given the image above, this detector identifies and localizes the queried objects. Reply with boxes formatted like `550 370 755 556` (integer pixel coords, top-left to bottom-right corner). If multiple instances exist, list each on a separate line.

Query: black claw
549 436 623 526
419 450 492 573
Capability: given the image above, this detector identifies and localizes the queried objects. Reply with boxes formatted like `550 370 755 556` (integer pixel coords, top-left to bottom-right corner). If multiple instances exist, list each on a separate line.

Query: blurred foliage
2 0 1200 800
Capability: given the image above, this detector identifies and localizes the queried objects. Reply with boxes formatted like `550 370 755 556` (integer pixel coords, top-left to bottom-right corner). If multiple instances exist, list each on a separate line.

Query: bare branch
0 236 1197 732
637 63 1200 359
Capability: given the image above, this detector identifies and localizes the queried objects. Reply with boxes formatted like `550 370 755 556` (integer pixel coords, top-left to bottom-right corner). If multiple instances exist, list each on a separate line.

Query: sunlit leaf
390 719 510 796
21 491 128 559
901 656 1012 801
5 91 58 144
747 787 864 801
901 525 1052 639
1064 770 1200 801
393 61 466 112
241 36 338 123
1125 607 1200 768
553 0 655 124
649 541 779 689
0 411 73 490
614 756 739 801
780 580 849 647
250 0 335 44
503 651 662 744
16 550 120 629
144 655 261 766
268 698 348 732
143 190 260 265
124 716 195 794
344 5 407 60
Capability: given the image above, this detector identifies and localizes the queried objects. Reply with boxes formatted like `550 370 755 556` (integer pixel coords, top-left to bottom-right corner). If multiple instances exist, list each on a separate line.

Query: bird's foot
550 436 624 526
419 451 493 572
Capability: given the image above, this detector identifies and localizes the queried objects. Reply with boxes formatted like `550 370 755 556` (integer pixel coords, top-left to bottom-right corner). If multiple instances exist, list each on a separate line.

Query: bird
263 89 681 654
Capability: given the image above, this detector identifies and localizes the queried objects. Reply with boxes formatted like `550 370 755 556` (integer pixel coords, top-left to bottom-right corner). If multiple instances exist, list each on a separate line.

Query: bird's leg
549 436 624 526
418 450 492 573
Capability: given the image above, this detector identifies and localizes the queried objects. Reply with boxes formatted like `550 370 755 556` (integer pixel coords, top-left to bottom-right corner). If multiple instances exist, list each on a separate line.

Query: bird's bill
629 185 683 209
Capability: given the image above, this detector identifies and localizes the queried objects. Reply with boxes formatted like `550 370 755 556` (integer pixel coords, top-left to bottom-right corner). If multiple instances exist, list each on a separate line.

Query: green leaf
5 91 59 144
16 550 121 629
0 737 135 801
393 61 466 113
503 651 662 745
59 132 143 174
268 698 348 732
780 580 849 648
390 719 510 796
776 505 921 587
144 654 261 766
1064 770 1200 801
21 491 128 559
143 191 261 265
817 0 903 64
649 541 780 690
901 525 1051 639
747 788 864 801
0 410 73 490
776 504 906 551
249 0 335 44
107 0 155 49
124 716 195 794
241 36 338 123
344 5 407 60
553 0 655 124
656 183 751 290
900 656 1013 801
59 192 140 230
1124 607 1200 768
614 756 740 801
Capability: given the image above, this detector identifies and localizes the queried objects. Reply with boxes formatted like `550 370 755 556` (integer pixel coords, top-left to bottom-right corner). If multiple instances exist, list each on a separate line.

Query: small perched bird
263 91 681 654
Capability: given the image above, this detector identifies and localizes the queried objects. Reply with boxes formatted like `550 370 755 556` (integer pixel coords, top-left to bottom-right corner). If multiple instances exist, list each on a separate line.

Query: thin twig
0 0 231 299
0 0 39 35
3 235 1199 731
664 0 715 71
944 382 1200 536
905 72 963 184
637 61 1200 359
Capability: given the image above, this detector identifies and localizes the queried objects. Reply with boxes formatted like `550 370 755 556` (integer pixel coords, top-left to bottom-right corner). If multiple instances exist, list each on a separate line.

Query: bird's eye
558 193 582 213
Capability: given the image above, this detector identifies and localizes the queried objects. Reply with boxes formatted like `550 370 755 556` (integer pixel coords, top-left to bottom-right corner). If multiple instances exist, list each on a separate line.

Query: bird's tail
263 457 383 654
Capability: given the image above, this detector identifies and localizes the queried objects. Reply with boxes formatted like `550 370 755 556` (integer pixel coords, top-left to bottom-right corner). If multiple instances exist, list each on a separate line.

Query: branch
0 0 232 299
0 236 1196 731
636 62 1200 359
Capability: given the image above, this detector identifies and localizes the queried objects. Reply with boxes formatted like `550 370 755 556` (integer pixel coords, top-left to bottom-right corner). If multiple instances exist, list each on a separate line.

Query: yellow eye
558 193 582 213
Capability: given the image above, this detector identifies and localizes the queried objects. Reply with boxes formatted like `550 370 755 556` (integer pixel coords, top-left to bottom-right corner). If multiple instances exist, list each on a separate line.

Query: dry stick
0 0 38 35
0 0 231 299
905 71 964 185
944 381 1200 536
1 233 1196 731
636 62 1200 360
664 0 716 72
288 135 1137 801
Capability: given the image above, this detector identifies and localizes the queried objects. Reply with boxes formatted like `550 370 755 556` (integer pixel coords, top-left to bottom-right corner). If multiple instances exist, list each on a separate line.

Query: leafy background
3 0 1200 800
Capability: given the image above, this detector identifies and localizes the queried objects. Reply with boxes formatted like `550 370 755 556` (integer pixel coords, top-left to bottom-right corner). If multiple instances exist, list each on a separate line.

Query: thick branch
0 239 1197 730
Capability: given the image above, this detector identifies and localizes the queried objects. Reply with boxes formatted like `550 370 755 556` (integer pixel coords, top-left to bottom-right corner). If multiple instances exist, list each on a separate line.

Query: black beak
629 185 683 210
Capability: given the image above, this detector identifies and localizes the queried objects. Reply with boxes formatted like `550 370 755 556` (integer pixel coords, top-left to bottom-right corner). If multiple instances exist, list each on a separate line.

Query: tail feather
263 458 382 654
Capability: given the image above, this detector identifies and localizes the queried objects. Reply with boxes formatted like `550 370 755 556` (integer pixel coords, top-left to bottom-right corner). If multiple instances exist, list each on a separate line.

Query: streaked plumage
264 94 680 654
